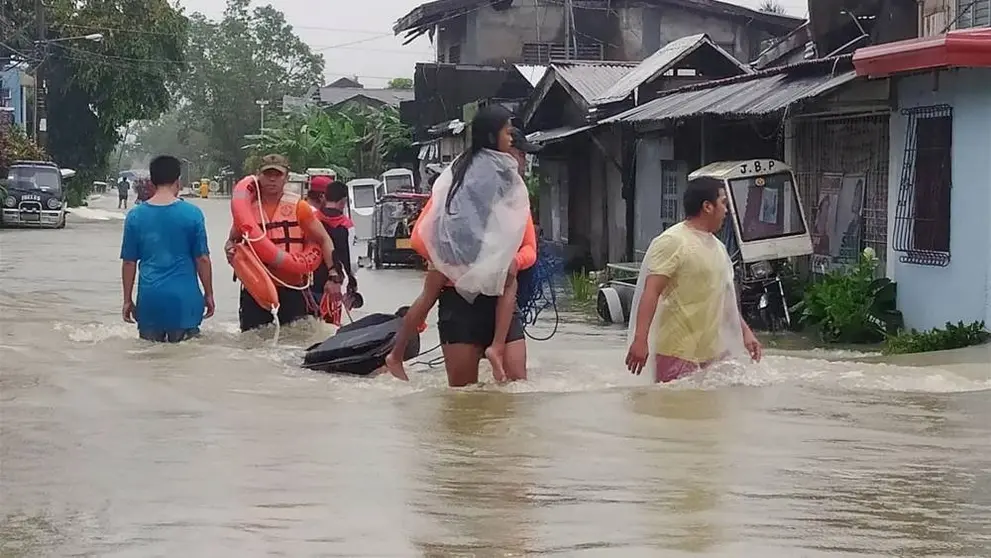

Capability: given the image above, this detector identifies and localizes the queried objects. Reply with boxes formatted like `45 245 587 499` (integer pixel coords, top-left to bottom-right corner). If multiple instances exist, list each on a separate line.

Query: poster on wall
835 174 867 263
811 173 866 272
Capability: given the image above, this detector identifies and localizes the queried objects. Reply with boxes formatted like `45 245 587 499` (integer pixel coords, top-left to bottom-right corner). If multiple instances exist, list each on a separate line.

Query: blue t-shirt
120 200 209 331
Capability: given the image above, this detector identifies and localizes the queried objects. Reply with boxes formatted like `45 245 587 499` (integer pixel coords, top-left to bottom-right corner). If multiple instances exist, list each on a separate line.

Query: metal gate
792 113 890 270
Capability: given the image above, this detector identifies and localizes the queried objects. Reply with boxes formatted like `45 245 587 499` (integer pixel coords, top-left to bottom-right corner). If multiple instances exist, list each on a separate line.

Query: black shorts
139 328 200 343
436 288 524 347
239 287 312 332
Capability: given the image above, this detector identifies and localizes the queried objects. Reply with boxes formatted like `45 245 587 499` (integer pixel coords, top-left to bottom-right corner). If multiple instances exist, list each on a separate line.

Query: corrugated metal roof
526 125 594 145
553 62 639 104
605 70 857 123
593 34 751 105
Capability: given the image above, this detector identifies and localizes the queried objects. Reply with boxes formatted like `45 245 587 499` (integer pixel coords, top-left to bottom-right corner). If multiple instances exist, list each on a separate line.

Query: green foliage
567 269 597 310
884 321 990 355
790 248 904 343
243 105 412 179
10 0 188 205
525 172 542 219
0 126 48 175
183 0 325 172
388 77 413 90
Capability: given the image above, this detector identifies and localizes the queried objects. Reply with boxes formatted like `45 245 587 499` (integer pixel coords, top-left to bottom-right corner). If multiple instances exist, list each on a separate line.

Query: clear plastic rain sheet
418 149 530 301
626 225 748 383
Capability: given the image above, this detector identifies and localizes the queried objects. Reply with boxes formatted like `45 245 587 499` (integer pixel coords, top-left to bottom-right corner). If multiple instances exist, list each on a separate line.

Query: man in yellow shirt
625 180 762 382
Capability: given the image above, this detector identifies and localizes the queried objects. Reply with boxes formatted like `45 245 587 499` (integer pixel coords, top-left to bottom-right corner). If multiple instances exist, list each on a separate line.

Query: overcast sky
187 0 810 88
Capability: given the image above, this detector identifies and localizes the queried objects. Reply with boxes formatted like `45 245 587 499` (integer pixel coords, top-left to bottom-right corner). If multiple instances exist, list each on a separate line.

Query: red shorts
654 354 721 383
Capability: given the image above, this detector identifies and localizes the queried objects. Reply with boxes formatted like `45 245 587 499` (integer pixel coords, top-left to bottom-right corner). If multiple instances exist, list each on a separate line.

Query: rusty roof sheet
593 34 751 105
553 61 639 104
604 68 856 123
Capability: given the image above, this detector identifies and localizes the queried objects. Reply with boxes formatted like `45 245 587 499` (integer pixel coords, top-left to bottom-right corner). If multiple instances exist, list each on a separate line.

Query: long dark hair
445 104 512 213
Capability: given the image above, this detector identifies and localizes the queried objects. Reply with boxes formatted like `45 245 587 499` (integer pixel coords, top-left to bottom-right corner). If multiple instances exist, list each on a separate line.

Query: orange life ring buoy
230 176 323 282
232 244 279 311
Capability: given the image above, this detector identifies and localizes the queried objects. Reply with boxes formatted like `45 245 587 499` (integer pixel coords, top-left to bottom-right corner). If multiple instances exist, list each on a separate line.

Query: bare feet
384 352 409 381
485 345 508 384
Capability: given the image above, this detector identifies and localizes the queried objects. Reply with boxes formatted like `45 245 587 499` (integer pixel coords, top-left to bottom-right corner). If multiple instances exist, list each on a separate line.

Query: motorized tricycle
693 158 812 331
1 161 73 229
367 192 429 269
596 158 812 331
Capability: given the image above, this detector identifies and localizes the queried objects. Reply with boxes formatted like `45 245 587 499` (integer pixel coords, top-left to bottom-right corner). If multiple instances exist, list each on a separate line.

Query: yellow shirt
644 222 733 363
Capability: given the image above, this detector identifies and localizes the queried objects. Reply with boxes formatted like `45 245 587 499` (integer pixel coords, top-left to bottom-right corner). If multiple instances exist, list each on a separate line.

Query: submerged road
1 194 990 556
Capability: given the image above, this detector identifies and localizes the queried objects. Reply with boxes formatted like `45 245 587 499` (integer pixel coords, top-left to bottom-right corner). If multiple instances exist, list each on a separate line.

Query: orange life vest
252 191 308 286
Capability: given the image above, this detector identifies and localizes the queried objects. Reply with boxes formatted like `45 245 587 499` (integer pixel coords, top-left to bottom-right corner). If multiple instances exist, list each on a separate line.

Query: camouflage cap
258 154 289 174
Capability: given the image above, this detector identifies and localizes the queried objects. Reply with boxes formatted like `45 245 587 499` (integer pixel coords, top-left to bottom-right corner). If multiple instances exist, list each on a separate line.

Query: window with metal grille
956 0 991 28
893 105 953 266
447 44 461 64
521 42 604 64
659 160 681 231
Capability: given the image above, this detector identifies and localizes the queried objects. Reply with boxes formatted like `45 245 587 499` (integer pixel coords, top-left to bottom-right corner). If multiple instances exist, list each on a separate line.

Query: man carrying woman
386 105 537 387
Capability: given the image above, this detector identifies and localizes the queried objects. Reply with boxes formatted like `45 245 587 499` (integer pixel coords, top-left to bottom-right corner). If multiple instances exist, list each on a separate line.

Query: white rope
270 306 281 346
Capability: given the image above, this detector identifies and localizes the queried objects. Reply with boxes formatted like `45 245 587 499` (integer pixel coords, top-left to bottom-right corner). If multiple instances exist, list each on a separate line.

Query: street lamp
32 32 104 150
35 33 104 45
255 99 269 133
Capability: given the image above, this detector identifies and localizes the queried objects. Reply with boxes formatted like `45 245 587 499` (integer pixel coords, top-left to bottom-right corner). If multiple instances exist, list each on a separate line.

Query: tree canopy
181 0 325 174
2 0 187 202
387 77 413 90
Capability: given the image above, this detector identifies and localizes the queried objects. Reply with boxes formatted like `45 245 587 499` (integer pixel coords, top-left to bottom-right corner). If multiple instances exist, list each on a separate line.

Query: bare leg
385 270 447 381
484 272 518 383
442 343 484 387
503 338 527 382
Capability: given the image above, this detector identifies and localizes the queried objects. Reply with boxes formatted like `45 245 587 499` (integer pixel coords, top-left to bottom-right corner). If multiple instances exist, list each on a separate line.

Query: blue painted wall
886 68 991 330
0 68 27 127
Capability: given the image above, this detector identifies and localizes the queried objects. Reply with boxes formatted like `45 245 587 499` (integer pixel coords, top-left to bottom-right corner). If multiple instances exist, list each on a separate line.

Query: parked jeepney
286 172 308 198
368 192 429 269
1 161 72 229
346 178 379 242
377 168 415 199
597 158 812 331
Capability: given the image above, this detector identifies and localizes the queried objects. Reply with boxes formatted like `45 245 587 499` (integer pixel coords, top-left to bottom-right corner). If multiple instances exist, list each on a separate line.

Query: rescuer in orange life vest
224 154 340 332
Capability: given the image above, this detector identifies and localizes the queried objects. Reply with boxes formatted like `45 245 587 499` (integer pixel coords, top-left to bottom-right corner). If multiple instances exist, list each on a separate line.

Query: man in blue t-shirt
120 155 215 343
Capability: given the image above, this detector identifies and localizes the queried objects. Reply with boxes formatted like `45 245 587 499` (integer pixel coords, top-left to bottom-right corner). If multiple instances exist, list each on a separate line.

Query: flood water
1 195 990 557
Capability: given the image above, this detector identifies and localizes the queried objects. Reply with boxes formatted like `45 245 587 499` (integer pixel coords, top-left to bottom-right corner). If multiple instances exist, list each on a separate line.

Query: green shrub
884 321 990 355
566 269 596 309
790 248 904 343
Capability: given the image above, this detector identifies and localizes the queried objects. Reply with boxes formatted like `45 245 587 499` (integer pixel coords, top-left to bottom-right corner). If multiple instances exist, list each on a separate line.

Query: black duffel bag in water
302 308 421 376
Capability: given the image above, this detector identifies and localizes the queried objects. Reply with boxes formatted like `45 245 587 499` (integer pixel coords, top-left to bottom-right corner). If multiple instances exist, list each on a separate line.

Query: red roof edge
853 29 991 78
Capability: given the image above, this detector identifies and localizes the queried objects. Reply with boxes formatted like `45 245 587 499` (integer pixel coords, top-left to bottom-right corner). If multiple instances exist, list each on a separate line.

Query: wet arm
632 275 670 343
303 217 336 272
121 261 137 303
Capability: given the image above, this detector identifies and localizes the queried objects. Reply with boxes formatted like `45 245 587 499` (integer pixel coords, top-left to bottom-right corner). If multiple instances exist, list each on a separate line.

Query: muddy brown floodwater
1 195 990 557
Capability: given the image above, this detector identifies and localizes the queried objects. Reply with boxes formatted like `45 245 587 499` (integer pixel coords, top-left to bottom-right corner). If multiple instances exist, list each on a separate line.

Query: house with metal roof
518 34 755 266
393 0 801 67
852 28 991 331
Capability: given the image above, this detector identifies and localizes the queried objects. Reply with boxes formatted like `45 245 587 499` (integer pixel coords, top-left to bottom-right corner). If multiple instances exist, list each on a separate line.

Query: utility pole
34 0 47 150
563 0 572 61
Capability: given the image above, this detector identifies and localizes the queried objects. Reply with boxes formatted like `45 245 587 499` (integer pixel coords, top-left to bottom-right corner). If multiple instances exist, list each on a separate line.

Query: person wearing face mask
120 155 215 342
224 154 338 332
307 177 358 324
